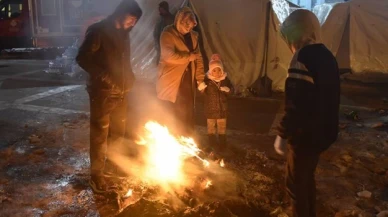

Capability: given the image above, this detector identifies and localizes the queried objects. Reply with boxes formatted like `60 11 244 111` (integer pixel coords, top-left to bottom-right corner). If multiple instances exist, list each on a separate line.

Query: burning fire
205 180 213 189
136 121 210 186
220 159 225 168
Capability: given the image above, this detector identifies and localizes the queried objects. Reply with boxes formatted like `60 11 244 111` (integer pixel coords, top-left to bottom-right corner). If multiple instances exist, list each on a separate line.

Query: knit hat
209 54 224 74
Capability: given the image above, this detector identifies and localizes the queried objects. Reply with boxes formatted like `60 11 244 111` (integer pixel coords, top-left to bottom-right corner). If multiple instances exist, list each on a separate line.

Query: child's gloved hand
198 82 207 91
274 135 287 156
220 86 230 92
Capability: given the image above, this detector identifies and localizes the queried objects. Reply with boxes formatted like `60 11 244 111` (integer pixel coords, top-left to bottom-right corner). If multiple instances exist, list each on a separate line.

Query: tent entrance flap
336 15 351 74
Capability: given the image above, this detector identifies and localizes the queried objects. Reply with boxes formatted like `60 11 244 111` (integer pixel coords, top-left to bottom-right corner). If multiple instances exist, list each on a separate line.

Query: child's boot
207 134 218 152
218 134 227 151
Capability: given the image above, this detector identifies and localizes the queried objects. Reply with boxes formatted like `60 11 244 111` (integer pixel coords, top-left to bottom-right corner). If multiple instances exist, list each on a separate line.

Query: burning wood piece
205 180 213 189
124 189 133 198
134 121 213 185
220 159 225 168
116 188 143 213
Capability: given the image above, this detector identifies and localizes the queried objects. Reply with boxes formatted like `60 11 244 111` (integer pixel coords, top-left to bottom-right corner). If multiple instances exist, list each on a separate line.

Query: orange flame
136 121 210 185
205 180 212 188
124 189 133 198
220 159 225 167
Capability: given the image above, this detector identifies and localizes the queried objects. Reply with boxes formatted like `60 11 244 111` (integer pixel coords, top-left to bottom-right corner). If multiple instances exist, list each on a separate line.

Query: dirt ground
0 105 387 217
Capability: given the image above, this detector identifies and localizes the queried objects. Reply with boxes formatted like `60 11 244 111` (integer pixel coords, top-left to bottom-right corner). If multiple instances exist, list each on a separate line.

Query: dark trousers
286 147 320 217
88 91 128 176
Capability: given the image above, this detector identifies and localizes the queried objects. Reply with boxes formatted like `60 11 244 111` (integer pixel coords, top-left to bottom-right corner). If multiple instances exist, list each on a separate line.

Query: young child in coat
199 54 232 150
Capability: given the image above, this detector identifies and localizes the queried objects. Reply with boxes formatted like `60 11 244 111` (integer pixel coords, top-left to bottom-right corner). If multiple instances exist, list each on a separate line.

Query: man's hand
189 53 200 61
274 135 287 156
220 86 230 93
198 82 207 91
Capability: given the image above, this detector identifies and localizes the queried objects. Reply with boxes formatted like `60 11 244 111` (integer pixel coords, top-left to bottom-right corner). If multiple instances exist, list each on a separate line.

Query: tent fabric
90 0 291 92
187 0 290 91
128 0 187 80
318 0 388 74
126 0 291 92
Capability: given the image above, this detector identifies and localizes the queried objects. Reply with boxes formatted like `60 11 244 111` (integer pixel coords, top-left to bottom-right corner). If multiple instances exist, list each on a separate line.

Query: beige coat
156 9 205 103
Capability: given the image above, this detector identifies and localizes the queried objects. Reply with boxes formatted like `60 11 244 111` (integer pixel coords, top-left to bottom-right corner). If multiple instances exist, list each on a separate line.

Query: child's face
211 67 222 78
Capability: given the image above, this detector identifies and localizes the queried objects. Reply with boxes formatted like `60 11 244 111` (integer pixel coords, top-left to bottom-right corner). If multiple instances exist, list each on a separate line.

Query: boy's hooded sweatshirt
278 9 340 153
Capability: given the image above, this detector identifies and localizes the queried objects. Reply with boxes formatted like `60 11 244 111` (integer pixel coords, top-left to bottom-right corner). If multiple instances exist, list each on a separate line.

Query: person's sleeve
278 56 315 139
160 31 191 64
194 45 205 84
76 26 104 78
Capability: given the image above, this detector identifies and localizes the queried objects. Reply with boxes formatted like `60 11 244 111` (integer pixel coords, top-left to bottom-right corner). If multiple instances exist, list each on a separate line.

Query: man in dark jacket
76 0 142 193
276 10 340 217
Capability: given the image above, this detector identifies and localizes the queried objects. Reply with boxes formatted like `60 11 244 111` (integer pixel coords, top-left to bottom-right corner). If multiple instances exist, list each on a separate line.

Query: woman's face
178 13 197 34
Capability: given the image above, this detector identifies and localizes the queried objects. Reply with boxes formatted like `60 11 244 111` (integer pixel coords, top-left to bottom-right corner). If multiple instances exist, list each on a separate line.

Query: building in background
0 0 31 49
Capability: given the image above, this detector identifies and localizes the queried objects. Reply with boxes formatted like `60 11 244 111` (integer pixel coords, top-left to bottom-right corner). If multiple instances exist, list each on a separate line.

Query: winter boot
104 159 127 178
207 134 218 152
218 134 227 151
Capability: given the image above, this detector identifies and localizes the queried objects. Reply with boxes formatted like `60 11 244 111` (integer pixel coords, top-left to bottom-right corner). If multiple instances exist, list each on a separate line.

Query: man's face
121 15 137 30
159 7 168 16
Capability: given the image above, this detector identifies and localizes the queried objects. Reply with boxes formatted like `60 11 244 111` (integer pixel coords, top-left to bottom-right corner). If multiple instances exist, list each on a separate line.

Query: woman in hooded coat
275 9 340 217
156 7 205 136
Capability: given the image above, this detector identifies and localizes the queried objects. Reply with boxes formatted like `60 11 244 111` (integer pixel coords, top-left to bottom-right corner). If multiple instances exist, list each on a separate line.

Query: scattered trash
339 123 348 129
372 122 384 129
377 210 388 217
28 135 41 144
337 164 348 174
341 154 352 163
33 149 45 155
0 191 12 204
375 206 383 212
77 190 92 204
63 122 77 129
270 207 283 216
334 210 361 217
363 152 376 159
345 111 359 121
357 190 372 199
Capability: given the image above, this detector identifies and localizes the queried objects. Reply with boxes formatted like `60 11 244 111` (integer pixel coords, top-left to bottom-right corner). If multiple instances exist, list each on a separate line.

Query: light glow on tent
271 0 290 23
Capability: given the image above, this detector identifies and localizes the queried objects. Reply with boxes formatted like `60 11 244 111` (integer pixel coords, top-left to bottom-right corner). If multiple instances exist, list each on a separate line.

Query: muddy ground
0 107 387 217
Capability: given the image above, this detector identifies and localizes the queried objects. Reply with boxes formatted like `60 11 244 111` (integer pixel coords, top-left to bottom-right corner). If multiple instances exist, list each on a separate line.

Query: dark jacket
204 76 232 119
278 44 340 153
76 19 135 95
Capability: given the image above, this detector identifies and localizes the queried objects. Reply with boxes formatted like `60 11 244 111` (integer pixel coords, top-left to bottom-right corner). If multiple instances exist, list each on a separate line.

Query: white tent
126 0 293 92
316 0 388 75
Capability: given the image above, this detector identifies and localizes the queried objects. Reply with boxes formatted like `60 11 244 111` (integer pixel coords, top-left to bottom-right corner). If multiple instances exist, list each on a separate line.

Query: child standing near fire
198 54 233 151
